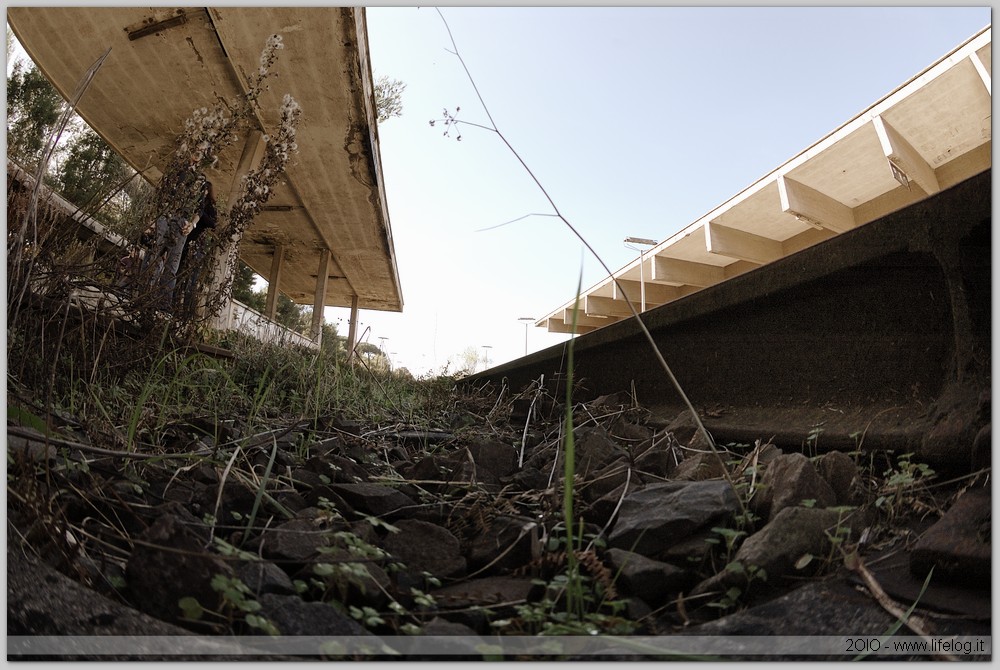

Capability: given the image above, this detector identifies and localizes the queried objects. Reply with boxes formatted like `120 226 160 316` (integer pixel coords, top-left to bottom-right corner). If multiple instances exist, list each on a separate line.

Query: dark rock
659 527 718 568
522 442 558 472
380 519 466 579
468 440 518 484
8 544 286 660
250 446 294 471
676 578 990 661
468 516 537 572
235 560 295 596
857 550 991 620
303 486 356 516
432 575 536 609
506 466 550 491
395 430 455 446
582 472 644 527
633 434 681 479
329 455 372 483
191 464 220 485
326 483 417 519
919 385 980 469
257 593 371 636
605 548 690 604
581 458 634 504
609 480 741 556
815 451 859 505
663 410 699 446
275 491 309 515
411 617 486 660
199 480 257 523
587 392 632 411
242 426 303 452
309 435 344 458
574 425 626 478
421 616 480 636
911 487 990 587
73 554 127 598
430 576 537 634
510 398 535 424
125 513 233 624
751 452 835 521
290 467 326 493
609 421 654 458
671 451 726 481
971 423 991 471
401 454 448 483
254 517 334 563
690 506 861 599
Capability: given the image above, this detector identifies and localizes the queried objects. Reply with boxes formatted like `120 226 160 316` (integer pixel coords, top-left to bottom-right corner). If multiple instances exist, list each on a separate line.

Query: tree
320 322 343 358
276 297 309 335
374 75 405 124
355 341 389 371
230 262 313 334
54 125 131 218
6 58 65 167
452 345 481 376
231 263 261 307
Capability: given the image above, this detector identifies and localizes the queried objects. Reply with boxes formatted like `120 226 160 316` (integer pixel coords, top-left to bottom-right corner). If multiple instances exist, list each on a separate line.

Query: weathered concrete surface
470 171 991 470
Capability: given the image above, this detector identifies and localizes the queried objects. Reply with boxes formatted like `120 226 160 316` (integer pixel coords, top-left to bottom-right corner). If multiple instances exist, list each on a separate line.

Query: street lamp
481 344 493 371
517 317 534 356
624 237 658 312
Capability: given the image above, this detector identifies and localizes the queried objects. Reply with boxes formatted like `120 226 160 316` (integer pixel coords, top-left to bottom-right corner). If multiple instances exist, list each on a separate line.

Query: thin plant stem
434 9 746 517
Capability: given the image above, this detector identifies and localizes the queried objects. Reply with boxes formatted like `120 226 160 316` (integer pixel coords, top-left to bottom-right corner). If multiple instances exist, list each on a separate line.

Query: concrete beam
872 115 940 195
651 256 725 287
970 52 991 95
585 295 634 318
611 279 681 305
545 318 597 335
778 175 856 233
705 221 784 264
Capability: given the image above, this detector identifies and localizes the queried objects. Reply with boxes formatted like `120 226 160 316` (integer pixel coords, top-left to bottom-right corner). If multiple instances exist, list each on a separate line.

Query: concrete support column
265 244 284 320
311 249 331 344
346 294 359 362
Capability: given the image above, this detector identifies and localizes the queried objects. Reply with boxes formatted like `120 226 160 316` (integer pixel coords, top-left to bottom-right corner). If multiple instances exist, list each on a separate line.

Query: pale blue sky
328 6 989 375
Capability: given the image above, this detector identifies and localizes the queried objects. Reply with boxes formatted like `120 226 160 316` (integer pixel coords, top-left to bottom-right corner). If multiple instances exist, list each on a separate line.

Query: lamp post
481 345 493 371
517 317 534 356
624 237 658 312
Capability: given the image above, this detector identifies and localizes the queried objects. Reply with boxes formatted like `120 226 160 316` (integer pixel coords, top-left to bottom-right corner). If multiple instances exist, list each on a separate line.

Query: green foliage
230 263 260 306
706 562 768 613
6 57 64 167
54 125 131 213
178 575 279 636
875 452 935 520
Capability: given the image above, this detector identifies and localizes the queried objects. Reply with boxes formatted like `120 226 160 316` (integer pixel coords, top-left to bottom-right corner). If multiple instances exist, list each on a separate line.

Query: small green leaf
313 563 336 576
794 553 814 570
178 596 204 620
725 561 746 575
